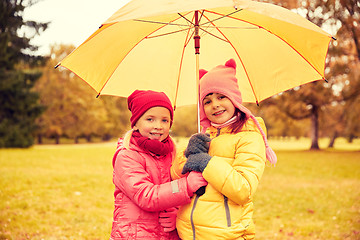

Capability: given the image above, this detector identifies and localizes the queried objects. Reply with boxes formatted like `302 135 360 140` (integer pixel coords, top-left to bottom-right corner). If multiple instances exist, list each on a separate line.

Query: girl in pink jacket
110 90 207 240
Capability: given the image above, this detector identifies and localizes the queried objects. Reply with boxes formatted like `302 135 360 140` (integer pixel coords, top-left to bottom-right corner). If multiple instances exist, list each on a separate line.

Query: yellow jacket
171 117 267 240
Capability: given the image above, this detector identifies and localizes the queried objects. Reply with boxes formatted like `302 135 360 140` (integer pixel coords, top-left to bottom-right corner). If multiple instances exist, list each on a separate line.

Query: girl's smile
213 110 226 116
203 93 235 124
149 132 163 140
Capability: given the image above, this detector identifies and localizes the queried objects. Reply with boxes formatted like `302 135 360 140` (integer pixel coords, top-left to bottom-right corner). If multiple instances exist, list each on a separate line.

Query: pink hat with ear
199 59 277 165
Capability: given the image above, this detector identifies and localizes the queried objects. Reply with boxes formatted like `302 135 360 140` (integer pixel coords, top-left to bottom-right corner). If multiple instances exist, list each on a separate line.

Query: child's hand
159 207 178 232
184 133 211 158
186 171 208 196
182 153 212 174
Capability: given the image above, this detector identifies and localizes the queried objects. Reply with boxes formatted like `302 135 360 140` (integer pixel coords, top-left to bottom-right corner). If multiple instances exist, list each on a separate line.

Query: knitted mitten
184 133 211 158
182 153 212 174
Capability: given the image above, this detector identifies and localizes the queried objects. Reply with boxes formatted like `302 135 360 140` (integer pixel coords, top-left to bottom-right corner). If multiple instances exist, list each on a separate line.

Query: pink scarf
132 131 173 156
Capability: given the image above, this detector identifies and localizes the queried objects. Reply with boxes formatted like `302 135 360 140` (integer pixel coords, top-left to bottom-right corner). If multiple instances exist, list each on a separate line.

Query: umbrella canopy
57 0 333 107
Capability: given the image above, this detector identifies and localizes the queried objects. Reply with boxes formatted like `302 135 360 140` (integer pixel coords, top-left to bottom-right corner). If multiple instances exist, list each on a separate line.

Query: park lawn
0 139 359 240
254 150 360 240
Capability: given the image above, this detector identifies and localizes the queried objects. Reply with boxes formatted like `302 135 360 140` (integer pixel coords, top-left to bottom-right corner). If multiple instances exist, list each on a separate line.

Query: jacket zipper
190 194 200 240
216 128 231 227
224 196 231 227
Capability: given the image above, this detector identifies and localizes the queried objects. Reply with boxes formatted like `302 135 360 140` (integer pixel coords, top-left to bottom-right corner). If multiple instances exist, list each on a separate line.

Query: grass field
0 138 359 240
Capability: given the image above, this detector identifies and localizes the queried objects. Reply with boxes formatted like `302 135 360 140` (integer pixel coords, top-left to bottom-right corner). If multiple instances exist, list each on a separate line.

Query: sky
23 0 131 55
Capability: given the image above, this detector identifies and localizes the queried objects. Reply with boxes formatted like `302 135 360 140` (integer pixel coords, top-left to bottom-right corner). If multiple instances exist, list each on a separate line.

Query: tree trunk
102 134 112 141
328 131 338 148
37 134 43 144
348 134 354 143
55 135 60 144
74 136 79 144
310 105 320 150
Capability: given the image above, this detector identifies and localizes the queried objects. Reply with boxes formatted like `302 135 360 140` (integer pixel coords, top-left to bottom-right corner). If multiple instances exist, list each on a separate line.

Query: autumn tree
325 0 360 144
0 0 47 147
35 44 131 143
99 95 131 141
171 105 197 137
36 44 104 143
246 103 309 139
258 0 360 149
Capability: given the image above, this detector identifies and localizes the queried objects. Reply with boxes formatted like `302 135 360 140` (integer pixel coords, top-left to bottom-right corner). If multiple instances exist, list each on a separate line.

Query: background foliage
0 1 359 149
0 0 47 147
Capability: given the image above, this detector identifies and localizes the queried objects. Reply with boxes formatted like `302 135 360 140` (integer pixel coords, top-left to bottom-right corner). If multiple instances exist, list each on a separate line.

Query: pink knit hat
128 90 174 128
199 59 277 165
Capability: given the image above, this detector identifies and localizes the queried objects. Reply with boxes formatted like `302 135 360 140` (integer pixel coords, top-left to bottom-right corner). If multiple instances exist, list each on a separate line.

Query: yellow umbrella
57 0 333 108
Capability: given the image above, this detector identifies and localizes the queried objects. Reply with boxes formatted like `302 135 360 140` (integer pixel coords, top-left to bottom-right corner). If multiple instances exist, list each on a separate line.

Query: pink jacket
110 132 191 240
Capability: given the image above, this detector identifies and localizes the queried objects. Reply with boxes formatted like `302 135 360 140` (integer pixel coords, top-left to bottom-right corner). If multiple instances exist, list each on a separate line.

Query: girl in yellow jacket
171 59 277 240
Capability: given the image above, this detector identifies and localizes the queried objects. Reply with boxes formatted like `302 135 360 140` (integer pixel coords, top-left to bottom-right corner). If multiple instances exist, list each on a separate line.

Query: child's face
134 106 171 141
203 93 235 124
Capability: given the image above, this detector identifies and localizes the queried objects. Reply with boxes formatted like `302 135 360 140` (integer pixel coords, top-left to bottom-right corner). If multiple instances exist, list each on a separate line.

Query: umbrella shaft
194 35 200 54
194 11 200 54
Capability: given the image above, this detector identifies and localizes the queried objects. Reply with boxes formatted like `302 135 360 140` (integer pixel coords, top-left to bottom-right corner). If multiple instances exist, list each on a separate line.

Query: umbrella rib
205 10 261 28
135 12 196 39
133 19 189 27
198 26 229 42
204 10 328 80
173 40 188 109
178 13 195 26
186 31 195 46
146 27 193 39
202 13 260 104
202 26 258 29
199 10 205 23
174 19 194 108
174 44 186 110
200 9 243 26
